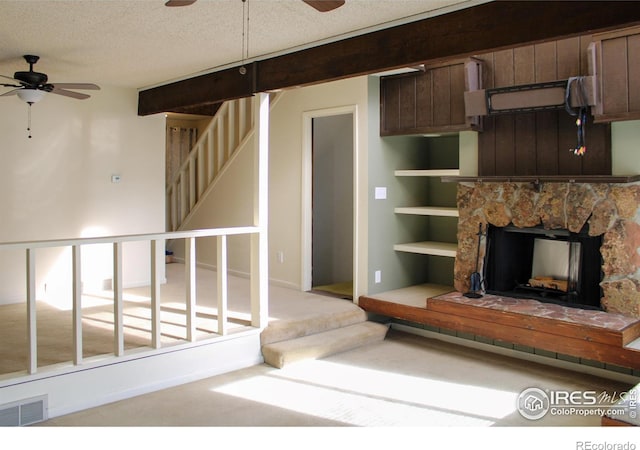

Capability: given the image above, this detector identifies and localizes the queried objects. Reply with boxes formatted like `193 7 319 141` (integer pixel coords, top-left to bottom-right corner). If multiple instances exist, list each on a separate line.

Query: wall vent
0 395 48 427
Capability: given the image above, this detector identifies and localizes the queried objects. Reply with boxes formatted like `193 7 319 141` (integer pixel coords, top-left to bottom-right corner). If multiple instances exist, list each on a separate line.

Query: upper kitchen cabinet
591 25 640 123
380 58 481 136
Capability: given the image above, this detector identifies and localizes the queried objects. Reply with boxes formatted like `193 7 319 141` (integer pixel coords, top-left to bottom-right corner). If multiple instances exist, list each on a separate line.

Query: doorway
305 112 354 299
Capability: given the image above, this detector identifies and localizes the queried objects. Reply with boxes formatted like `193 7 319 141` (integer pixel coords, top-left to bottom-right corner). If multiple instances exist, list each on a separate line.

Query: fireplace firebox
484 224 603 310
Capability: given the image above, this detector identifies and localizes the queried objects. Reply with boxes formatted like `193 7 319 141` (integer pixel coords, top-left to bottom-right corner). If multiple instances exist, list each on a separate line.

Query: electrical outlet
277 251 284 264
374 270 382 284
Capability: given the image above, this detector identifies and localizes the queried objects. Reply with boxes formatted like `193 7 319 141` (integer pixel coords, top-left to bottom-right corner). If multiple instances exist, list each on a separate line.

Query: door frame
301 105 358 295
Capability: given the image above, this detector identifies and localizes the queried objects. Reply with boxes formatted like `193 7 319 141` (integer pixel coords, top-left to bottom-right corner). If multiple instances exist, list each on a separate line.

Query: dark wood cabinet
380 59 480 136
592 25 640 123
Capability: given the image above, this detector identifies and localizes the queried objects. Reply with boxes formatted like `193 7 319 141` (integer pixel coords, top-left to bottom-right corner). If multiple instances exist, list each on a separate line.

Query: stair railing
166 95 268 231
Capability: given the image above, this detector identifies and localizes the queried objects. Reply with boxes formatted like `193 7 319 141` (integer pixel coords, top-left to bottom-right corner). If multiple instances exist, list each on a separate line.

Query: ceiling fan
0 54 100 104
165 0 346 12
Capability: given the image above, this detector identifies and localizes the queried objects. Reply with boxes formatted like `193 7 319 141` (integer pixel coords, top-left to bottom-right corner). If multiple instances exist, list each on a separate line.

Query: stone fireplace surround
454 181 640 318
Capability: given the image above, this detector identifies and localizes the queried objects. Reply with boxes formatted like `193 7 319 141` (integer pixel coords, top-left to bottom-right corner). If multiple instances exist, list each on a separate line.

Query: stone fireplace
454 181 640 318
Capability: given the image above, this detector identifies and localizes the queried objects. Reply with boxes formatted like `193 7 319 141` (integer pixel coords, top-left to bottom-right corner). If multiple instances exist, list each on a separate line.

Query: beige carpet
39 329 634 427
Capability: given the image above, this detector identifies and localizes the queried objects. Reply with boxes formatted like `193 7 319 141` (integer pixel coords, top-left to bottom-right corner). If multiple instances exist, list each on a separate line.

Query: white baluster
26 248 37 374
150 239 161 349
185 237 196 341
217 235 228 335
72 245 83 365
113 242 124 357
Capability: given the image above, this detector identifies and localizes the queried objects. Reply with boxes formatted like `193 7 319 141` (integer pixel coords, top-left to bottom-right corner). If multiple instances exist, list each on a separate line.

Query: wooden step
262 322 389 369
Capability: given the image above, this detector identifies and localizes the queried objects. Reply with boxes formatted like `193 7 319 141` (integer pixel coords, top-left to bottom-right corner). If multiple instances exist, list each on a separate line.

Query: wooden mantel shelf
441 175 640 184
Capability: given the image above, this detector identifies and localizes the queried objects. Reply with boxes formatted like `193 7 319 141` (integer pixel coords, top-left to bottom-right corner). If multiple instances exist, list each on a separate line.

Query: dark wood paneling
535 41 558 82
628 33 640 112
381 77 401 133
398 77 417 130
477 35 611 177
495 116 516 175
449 64 466 125
602 37 629 115
514 114 537 175
582 122 612 175
432 66 451 127
479 117 496 175
557 36 581 79
494 49 514 87
514 45 535 84
536 111 559 175
415 71 432 129
380 59 476 135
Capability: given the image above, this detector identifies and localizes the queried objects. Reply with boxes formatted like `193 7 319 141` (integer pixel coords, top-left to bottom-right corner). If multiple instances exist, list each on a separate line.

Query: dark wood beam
138 1 640 116
138 64 255 116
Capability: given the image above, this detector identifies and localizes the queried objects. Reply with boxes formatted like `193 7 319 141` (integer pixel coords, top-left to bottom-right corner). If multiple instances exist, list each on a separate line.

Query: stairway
260 307 389 369
166 93 281 231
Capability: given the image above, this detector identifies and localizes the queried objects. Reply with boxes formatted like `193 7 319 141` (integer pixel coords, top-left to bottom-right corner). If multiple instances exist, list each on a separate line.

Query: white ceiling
0 0 485 92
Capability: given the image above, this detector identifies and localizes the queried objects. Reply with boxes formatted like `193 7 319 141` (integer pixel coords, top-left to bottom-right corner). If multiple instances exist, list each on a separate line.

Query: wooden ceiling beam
138 1 640 116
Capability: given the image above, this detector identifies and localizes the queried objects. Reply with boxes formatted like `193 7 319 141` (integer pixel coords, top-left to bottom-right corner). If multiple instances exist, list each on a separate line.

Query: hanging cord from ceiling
26 102 34 139
239 0 250 75
565 76 589 156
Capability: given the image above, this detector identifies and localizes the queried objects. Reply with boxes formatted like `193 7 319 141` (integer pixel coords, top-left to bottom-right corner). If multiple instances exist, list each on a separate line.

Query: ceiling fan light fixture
17 88 45 104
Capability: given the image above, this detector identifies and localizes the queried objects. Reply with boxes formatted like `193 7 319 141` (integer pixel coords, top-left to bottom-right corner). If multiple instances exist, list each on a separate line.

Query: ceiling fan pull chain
27 102 33 139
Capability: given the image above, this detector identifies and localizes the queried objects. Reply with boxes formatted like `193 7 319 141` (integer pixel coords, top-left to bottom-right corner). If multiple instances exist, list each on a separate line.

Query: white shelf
394 241 457 257
394 206 459 217
394 169 460 177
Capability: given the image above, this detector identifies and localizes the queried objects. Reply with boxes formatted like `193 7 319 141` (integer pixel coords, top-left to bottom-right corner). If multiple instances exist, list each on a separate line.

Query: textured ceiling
0 0 483 91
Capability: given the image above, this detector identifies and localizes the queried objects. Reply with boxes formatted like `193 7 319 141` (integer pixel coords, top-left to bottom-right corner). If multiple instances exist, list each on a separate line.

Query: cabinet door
380 59 476 136
380 73 417 134
592 25 640 122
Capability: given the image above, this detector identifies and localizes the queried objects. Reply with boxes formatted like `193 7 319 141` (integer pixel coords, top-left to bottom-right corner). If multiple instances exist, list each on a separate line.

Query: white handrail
0 227 259 250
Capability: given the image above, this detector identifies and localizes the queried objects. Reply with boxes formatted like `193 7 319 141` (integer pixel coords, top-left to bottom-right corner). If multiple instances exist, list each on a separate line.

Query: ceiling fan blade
0 88 20 97
1 74 22 84
165 0 197 6
50 87 91 100
303 0 345 12
51 83 100 91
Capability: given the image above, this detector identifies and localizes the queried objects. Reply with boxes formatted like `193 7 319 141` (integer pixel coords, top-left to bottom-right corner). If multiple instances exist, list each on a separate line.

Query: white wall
268 78 370 294
0 86 166 304
178 77 370 294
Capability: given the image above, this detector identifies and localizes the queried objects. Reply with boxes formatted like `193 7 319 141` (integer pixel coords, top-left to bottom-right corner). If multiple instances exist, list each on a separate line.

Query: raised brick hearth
455 182 640 318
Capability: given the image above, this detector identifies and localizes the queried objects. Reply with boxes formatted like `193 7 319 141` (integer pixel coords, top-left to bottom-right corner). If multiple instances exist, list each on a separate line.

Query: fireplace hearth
484 224 603 310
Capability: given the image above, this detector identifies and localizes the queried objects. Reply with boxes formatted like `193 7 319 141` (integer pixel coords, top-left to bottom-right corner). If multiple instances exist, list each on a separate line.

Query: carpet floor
39 328 633 427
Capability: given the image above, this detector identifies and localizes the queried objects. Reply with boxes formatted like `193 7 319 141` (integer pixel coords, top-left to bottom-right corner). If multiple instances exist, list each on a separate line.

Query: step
260 307 367 346
262 321 389 369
